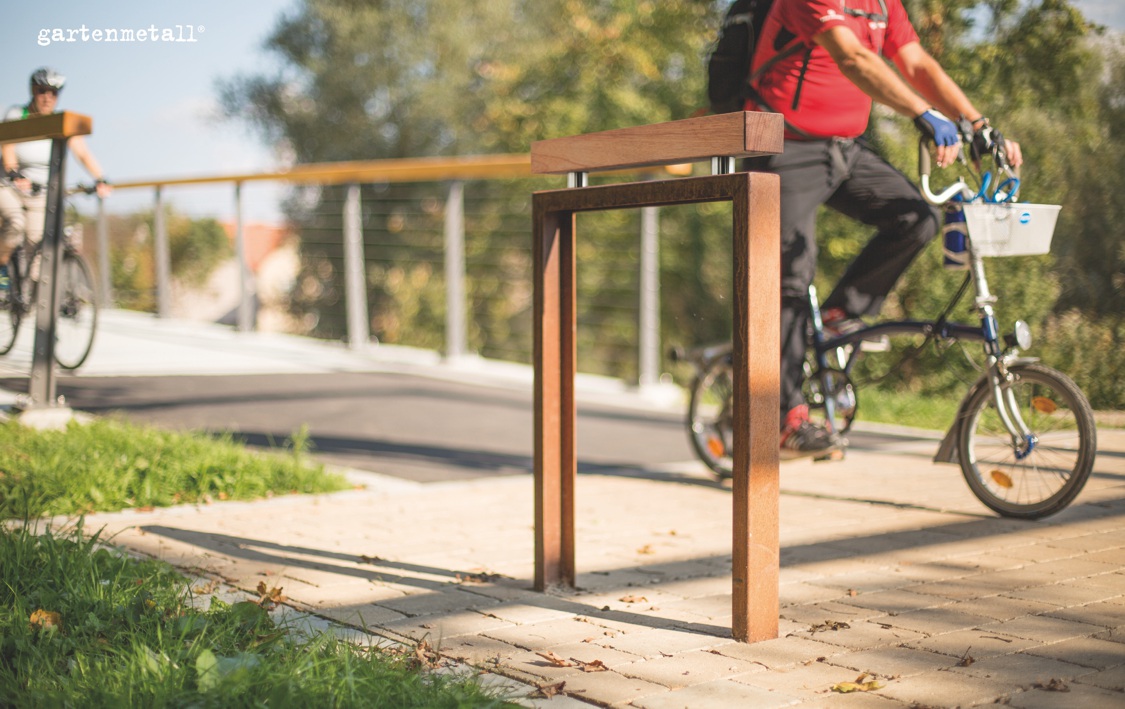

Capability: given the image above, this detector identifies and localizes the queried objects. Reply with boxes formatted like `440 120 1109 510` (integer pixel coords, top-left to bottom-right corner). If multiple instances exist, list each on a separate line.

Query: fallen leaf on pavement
255 581 286 609
636 544 655 555
619 595 647 603
831 677 884 693
532 681 566 699
575 659 608 673
536 651 573 668
810 620 850 633
1033 679 1069 692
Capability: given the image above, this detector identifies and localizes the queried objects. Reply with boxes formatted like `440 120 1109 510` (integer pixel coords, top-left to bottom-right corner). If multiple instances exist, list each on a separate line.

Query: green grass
0 419 351 519
0 417 518 707
0 522 518 708
850 388 962 431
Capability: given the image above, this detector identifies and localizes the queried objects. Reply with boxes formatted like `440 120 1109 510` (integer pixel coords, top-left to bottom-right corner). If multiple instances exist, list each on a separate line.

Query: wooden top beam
112 153 537 190
530 111 783 175
0 111 92 144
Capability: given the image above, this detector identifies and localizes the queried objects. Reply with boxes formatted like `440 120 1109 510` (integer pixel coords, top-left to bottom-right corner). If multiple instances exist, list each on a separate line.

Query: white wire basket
963 203 1061 257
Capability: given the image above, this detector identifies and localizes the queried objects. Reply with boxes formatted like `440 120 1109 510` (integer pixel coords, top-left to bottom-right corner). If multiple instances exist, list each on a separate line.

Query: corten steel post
532 174 780 641
529 111 783 642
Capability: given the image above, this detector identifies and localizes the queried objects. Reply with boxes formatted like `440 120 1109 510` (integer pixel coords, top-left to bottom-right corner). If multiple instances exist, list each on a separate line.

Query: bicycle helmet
30 67 66 92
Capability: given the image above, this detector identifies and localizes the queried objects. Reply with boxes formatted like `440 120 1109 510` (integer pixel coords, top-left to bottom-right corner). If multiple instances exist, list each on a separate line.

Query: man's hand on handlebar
914 109 960 168
968 119 1023 171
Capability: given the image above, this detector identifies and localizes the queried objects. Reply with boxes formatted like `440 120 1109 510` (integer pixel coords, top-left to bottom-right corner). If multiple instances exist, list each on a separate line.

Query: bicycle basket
963 203 1060 257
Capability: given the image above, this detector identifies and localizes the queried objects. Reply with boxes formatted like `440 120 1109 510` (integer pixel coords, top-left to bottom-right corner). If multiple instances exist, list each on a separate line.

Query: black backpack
706 0 782 115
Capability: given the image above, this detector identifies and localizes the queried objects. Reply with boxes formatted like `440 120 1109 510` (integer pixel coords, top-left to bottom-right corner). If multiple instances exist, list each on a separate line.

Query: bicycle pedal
858 336 891 353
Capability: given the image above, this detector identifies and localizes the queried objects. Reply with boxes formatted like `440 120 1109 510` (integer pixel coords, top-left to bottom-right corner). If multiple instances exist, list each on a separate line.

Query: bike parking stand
0 111 92 426
529 111 784 642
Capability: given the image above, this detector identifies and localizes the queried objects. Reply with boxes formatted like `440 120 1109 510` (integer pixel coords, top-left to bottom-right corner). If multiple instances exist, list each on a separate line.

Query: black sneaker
780 406 841 460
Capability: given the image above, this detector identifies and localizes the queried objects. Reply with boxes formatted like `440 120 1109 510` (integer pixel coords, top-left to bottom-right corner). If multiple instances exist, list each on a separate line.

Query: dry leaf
1033 679 1069 692
619 595 647 604
412 640 442 670
831 680 884 693
847 589 858 597
255 582 286 609
535 651 573 668
958 649 975 667
359 554 384 564
636 544 655 555
810 620 850 633
990 470 1014 488
29 609 62 631
532 681 566 699
576 659 608 673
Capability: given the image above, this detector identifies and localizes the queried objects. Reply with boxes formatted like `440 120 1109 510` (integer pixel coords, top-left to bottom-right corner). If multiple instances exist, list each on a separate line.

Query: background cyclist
743 0 1022 458
0 67 111 294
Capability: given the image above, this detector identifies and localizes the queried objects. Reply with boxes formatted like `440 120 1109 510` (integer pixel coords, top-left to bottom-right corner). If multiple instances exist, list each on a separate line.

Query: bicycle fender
932 357 1040 465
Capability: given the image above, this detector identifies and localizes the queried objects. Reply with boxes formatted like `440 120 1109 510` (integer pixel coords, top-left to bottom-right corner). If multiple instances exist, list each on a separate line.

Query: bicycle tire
0 286 18 355
687 352 735 480
52 251 98 370
0 250 24 355
957 363 1096 520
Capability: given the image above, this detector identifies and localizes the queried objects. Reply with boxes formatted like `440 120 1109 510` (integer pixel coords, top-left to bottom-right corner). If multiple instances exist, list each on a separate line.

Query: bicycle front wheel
688 353 734 480
0 284 18 355
53 251 98 370
957 363 1096 520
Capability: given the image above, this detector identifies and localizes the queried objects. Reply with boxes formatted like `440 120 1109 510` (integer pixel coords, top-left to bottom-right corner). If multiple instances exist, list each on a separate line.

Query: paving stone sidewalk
62 429 1125 708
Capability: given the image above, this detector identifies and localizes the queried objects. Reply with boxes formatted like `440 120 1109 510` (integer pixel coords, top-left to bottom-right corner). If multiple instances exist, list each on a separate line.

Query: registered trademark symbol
198 25 206 33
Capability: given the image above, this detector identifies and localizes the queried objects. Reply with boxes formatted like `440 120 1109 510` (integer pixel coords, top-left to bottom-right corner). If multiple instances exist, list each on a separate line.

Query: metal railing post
343 182 369 349
153 186 171 318
444 180 466 361
96 196 112 307
638 205 660 388
234 182 254 331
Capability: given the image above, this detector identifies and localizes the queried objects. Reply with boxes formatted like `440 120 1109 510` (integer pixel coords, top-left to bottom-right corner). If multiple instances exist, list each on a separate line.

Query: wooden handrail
111 153 538 190
530 112 783 175
0 111 91 144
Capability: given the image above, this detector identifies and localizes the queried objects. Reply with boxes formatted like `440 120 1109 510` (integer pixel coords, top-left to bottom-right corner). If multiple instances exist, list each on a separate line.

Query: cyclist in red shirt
745 0 1022 458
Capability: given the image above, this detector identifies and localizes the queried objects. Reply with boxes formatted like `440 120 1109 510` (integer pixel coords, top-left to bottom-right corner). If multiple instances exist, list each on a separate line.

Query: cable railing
77 154 699 387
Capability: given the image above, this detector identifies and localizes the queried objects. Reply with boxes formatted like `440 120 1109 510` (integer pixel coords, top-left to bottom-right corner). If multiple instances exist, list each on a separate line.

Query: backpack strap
748 0 890 139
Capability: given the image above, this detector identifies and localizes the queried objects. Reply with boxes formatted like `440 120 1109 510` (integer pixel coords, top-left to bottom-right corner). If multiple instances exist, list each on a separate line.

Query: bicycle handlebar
918 129 1022 206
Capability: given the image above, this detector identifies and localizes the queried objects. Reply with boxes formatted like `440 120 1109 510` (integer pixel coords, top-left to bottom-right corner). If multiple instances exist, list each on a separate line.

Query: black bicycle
0 183 99 370
677 134 1096 521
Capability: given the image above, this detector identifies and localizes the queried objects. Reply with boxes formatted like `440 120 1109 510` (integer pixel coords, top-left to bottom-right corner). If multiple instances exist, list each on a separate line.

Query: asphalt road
4 372 699 484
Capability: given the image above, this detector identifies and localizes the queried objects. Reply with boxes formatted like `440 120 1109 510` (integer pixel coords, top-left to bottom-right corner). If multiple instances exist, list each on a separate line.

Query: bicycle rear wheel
957 363 1096 520
687 352 734 480
53 251 97 370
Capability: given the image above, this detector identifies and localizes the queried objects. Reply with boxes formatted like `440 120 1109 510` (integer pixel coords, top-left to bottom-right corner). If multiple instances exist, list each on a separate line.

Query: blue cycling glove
913 109 959 147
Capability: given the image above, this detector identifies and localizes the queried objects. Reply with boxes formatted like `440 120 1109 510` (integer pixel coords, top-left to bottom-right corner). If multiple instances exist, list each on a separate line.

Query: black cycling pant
747 138 941 424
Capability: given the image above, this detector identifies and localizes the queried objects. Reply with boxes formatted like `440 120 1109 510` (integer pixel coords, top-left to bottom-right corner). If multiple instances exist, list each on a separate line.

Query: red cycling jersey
748 0 919 139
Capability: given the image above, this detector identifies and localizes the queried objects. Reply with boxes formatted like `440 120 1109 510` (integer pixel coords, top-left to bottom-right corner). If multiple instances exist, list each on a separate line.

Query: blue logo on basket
1019 211 1032 224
